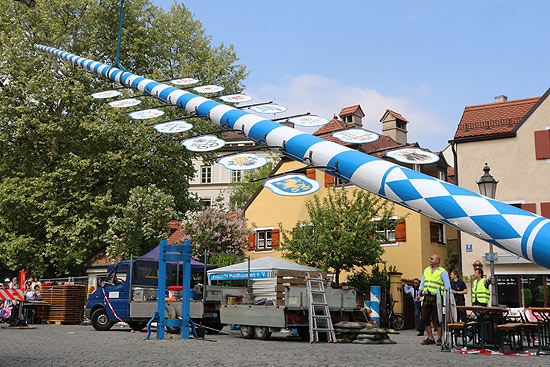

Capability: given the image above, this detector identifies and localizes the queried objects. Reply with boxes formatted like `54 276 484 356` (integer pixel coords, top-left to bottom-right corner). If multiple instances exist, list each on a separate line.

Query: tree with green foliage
103 184 179 260
280 187 399 283
0 0 247 276
227 154 279 210
182 208 253 267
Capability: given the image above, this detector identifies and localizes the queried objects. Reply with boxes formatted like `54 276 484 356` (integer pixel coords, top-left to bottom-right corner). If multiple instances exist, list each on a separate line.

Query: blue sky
152 1 550 151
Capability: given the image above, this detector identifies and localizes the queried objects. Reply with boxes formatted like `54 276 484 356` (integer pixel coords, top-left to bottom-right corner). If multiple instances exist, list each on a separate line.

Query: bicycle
386 298 405 330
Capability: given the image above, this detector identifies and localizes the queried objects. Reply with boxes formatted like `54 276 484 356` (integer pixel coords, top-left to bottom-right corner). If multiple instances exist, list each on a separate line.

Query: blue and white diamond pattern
36 44 550 269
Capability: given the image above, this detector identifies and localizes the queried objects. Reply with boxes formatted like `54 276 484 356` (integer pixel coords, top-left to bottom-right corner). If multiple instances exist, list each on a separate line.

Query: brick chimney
494 95 508 103
338 105 365 128
380 109 408 145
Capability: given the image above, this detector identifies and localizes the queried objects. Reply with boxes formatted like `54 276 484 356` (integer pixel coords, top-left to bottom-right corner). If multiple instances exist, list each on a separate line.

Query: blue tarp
138 245 217 273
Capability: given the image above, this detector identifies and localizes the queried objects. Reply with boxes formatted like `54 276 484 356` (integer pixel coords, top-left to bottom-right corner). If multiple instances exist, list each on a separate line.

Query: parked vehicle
218 285 359 340
85 259 226 333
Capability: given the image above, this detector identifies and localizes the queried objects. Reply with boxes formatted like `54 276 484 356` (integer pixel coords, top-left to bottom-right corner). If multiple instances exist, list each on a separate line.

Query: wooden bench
496 323 524 352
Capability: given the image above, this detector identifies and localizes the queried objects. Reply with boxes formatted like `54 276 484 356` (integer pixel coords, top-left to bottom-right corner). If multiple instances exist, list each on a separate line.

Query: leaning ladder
305 272 337 343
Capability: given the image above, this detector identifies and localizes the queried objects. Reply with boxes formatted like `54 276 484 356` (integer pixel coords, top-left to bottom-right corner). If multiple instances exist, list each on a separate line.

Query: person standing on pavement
471 268 491 306
450 271 467 322
403 278 424 336
418 254 450 346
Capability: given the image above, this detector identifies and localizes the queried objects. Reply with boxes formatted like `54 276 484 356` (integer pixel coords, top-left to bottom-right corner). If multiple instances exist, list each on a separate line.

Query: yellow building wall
245 160 457 281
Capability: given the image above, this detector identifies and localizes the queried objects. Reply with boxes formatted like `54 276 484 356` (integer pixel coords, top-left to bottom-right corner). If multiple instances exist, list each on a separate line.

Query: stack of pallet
251 270 326 306
41 285 87 324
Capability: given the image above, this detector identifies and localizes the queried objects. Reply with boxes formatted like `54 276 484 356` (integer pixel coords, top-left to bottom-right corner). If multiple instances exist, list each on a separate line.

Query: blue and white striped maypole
35 44 550 269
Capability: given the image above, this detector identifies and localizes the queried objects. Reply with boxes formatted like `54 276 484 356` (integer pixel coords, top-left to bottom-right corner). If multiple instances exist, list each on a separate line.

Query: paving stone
0 324 548 366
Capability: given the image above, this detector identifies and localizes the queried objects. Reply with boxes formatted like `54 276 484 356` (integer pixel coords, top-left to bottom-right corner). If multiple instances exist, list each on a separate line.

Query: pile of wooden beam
251 270 326 306
41 285 87 324
334 321 399 344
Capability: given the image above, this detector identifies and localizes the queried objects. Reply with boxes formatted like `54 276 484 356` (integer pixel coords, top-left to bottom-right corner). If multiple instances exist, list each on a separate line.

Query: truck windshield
106 264 128 286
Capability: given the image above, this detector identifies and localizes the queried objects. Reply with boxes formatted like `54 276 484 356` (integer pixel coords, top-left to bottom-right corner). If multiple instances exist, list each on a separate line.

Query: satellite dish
288 115 329 127
218 154 268 171
170 78 200 86
128 109 165 120
108 98 142 108
153 120 193 134
332 129 380 144
192 85 225 94
181 135 226 152
90 90 122 99
386 148 440 164
249 104 288 114
219 94 253 103
263 174 321 196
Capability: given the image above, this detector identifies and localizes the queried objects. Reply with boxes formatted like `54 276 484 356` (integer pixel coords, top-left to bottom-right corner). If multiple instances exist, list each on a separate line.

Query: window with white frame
430 222 445 244
256 229 272 251
231 170 242 183
200 198 212 208
201 165 212 184
372 216 398 244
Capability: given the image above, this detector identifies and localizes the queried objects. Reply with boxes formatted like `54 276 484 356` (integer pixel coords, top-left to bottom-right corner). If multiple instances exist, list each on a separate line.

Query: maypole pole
34 45 550 270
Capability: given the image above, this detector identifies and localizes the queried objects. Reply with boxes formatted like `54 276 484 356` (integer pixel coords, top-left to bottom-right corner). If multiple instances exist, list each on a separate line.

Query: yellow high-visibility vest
472 279 490 304
421 267 445 305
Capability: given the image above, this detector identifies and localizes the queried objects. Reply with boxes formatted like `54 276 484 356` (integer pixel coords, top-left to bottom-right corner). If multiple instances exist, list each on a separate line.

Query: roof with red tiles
313 117 405 152
339 104 364 117
381 109 409 123
454 97 540 139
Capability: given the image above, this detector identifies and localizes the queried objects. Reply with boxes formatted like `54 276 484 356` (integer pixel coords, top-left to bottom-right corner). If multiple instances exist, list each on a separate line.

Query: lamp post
476 163 499 306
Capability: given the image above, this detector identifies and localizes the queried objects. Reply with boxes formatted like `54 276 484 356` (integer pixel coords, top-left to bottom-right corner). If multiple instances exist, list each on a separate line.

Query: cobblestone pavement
1 324 549 367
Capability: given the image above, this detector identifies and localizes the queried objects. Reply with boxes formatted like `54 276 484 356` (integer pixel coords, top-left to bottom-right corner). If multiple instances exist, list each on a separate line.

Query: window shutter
395 220 406 242
541 203 550 219
430 223 439 242
248 234 256 251
271 229 280 249
521 203 536 214
534 130 550 159
306 169 316 179
325 172 334 187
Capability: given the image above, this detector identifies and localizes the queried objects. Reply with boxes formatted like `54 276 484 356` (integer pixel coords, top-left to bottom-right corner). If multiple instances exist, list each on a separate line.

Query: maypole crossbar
35 44 550 269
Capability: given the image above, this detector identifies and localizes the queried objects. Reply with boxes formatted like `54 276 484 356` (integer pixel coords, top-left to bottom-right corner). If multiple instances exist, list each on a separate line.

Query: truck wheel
240 325 255 339
128 321 147 331
254 326 272 340
91 308 114 331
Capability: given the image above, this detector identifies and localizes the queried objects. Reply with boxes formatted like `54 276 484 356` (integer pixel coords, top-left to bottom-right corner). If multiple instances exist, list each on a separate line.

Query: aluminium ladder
305 272 337 343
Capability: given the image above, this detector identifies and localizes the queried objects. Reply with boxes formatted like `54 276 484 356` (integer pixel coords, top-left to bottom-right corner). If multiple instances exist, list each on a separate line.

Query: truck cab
85 259 222 332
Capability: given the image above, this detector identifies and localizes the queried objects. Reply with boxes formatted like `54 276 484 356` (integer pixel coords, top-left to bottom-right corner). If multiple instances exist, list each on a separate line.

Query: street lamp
476 163 498 306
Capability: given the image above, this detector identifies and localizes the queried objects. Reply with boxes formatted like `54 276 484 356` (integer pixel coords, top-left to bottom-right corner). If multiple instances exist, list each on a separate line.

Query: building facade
244 106 458 281
450 89 550 307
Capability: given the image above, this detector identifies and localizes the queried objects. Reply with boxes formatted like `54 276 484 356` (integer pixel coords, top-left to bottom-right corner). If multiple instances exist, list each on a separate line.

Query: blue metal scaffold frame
146 239 197 340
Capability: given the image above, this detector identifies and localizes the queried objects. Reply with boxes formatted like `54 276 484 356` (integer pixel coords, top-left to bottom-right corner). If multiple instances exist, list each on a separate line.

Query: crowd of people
0 276 43 323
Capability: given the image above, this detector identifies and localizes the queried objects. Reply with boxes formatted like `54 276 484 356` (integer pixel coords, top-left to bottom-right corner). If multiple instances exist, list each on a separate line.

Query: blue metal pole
34 45 550 269
157 239 167 340
181 240 192 339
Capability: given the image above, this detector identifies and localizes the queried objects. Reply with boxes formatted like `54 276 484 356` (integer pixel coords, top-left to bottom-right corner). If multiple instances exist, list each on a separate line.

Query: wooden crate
41 285 86 324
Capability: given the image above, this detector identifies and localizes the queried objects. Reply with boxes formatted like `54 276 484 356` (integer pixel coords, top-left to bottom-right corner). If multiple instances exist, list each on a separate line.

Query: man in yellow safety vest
471 268 491 306
418 254 450 346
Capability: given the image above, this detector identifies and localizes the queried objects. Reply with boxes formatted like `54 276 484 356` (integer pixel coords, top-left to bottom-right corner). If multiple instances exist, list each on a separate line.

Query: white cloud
246 74 454 150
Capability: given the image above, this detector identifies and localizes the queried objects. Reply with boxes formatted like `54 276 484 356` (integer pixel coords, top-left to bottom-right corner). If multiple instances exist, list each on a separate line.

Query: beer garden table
456 306 508 349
